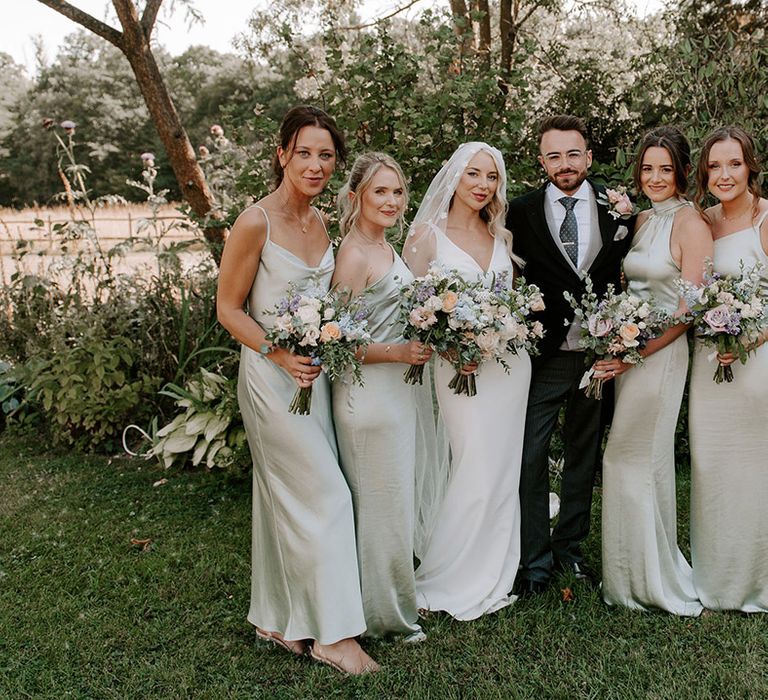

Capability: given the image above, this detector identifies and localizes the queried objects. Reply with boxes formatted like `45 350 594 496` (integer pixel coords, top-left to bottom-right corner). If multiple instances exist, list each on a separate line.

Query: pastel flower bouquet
676 262 768 383
398 263 466 386
564 277 673 399
265 280 371 414
400 266 545 396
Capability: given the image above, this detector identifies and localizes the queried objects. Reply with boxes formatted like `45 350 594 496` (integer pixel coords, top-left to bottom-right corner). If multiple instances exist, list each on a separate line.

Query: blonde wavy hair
337 152 409 239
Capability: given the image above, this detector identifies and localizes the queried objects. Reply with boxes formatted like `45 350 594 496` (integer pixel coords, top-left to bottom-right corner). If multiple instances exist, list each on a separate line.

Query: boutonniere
598 186 636 220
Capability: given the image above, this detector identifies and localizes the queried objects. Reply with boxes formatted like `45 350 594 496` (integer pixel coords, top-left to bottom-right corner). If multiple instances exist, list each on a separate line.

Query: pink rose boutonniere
598 186 636 220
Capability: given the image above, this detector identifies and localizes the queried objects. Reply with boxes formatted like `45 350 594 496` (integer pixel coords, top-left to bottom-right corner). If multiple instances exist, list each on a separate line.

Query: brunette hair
632 126 691 196
271 105 347 186
695 125 763 216
538 114 589 145
337 152 409 239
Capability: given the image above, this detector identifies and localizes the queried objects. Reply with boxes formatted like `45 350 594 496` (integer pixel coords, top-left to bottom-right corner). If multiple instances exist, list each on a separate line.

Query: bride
404 142 531 619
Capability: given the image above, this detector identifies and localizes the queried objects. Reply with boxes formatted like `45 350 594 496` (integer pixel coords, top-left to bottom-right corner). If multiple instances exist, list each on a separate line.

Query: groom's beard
549 168 588 195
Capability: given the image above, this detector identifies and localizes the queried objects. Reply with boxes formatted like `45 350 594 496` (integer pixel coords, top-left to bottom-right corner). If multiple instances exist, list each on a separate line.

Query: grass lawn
1 429 766 699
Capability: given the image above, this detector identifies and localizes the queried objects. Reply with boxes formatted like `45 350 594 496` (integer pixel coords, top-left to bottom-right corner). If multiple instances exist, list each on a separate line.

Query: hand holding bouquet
564 277 673 399
676 262 768 383
265 280 371 414
398 263 466 386
401 267 545 396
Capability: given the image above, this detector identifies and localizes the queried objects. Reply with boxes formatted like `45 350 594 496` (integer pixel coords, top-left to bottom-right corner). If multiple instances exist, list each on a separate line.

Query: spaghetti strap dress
238 205 366 643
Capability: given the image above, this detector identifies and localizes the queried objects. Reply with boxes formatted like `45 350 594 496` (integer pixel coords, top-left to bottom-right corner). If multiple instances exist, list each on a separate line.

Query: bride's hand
439 348 477 374
592 357 630 380
268 348 321 388
458 361 478 375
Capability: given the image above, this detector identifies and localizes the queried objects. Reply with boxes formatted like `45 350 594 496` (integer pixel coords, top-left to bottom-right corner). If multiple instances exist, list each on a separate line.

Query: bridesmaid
689 126 768 612
595 126 711 615
216 105 378 674
404 142 532 620
331 152 437 641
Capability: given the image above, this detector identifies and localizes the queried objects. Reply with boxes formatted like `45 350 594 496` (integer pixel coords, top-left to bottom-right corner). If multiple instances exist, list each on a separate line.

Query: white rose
273 314 293 333
297 305 321 327
299 326 320 346
425 296 444 312
476 329 501 359
323 307 336 320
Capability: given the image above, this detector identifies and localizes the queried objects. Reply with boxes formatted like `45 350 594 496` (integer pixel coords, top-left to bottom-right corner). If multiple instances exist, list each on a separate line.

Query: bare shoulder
334 239 369 271
675 204 711 239
231 204 268 240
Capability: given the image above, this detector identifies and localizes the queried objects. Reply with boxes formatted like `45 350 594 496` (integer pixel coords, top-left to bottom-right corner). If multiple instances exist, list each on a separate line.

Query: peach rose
441 290 458 312
619 322 640 347
319 322 342 343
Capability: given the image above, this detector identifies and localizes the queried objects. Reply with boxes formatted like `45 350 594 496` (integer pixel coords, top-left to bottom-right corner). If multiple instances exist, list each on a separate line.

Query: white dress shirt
544 180 602 351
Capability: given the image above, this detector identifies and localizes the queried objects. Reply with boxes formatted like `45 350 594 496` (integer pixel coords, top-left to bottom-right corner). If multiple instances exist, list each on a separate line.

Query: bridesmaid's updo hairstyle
337 152 409 239
271 105 347 187
695 126 762 216
633 126 691 197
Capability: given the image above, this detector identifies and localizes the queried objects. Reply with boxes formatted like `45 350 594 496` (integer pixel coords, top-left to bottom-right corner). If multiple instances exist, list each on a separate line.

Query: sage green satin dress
238 206 366 644
332 253 426 638
601 197 703 616
689 210 768 612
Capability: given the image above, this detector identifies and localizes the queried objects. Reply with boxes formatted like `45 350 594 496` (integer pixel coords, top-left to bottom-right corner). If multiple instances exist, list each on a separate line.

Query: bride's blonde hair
337 152 409 239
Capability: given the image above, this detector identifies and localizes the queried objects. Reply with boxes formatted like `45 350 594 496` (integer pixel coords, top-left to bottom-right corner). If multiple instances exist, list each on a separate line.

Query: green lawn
1 430 766 700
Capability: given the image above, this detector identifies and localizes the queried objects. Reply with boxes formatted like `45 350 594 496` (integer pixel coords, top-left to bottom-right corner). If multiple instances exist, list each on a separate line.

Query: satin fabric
333 252 434 637
689 211 768 612
601 197 703 616
239 206 366 644
412 226 531 620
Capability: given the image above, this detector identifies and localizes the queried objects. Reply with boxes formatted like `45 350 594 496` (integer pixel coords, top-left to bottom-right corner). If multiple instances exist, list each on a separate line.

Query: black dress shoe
513 578 549 598
555 560 598 587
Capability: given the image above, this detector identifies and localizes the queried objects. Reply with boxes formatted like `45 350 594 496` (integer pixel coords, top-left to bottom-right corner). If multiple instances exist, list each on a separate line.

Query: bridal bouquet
398 263 467 386
265 280 371 414
564 277 673 399
676 262 768 383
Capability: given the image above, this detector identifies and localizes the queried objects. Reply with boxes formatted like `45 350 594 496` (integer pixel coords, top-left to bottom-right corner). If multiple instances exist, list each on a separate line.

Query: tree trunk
500 0 514 73
448 0 474 52
474 0 492 69
35 0 227 264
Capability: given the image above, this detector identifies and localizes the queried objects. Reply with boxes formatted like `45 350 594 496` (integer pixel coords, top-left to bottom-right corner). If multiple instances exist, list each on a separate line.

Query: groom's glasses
543 150 587 167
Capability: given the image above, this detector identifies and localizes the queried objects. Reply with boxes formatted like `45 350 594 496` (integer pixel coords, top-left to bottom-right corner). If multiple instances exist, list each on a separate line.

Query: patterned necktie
558 196 579 266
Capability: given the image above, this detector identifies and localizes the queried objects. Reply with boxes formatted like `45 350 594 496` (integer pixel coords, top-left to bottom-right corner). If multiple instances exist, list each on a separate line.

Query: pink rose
619 323 640 347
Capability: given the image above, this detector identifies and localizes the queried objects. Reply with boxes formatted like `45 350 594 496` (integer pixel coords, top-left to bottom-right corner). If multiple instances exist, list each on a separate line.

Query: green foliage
26 336 159 452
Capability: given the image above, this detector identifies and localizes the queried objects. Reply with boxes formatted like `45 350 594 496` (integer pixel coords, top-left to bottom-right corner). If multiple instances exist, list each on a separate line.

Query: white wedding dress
411 225 532 619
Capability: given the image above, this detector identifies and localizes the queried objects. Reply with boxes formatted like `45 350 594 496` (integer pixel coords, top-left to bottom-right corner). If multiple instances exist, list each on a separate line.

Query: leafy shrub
147 367 249 473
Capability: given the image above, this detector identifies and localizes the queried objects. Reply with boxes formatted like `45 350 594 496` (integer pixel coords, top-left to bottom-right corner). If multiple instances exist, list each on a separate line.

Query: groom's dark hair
538 115 588 144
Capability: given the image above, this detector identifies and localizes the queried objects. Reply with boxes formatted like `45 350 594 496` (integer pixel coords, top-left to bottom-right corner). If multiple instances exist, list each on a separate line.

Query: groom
507 114 634 595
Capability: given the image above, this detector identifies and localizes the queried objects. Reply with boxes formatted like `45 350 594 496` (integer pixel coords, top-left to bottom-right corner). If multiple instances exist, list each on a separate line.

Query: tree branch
141 0 164 36
338 0 424 31
35 0 123 48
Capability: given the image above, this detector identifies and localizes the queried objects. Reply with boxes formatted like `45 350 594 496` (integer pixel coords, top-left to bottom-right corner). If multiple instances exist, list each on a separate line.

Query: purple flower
141 152 155 167
60 120 76 134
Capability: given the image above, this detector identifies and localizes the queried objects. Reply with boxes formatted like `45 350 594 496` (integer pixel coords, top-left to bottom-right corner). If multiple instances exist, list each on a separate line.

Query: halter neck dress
238 205 366 643
689 208 768 612
601 197 703 616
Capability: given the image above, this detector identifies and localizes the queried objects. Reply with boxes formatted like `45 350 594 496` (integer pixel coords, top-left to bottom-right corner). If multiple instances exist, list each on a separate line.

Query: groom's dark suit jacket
507 179 635 361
